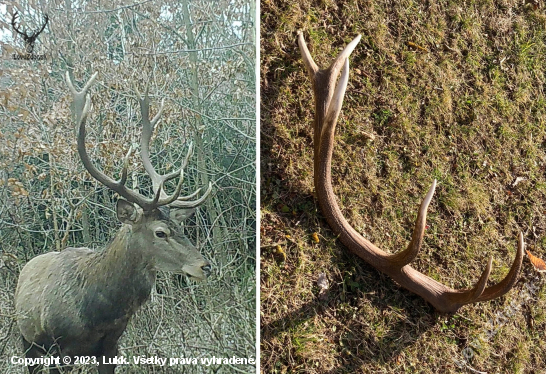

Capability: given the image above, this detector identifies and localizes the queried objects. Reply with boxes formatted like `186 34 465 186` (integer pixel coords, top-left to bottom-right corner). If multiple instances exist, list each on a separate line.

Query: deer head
297 31 523 314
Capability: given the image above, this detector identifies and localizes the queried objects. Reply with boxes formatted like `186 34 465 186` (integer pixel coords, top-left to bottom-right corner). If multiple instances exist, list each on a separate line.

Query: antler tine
475 232 524 302
328 34 362 77
177 188 202 201
32 14 48 38
134 82 166 127
119 147 132 186
388 180 437 268
151 99 165 127
164 141 213 207
323 58 350 136
297 30 319 79
462 257 493 303
297 31 361 93
446 234 524 310
135 82 159 189
181 142 194 171
135 83 179 193
169 182 213 209
299 31 523 313
11 11 23 36
151 169 186 207
65 71 98 123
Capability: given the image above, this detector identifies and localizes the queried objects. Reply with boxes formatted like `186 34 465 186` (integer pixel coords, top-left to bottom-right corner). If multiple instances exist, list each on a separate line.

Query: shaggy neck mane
77 225 156 326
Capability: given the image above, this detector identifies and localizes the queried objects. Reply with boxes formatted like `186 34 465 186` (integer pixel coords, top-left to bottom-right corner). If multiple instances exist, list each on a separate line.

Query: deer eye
155 230 168 238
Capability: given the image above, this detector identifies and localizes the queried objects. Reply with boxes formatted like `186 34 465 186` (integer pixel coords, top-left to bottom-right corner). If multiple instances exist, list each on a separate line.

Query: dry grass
260 0 545 373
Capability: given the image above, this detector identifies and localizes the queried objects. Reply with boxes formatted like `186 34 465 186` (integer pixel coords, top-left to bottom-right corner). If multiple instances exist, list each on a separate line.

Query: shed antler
297 31 523 313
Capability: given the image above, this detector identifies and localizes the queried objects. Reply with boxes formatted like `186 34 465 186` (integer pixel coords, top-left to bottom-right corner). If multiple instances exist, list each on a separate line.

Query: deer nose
201 264 212 277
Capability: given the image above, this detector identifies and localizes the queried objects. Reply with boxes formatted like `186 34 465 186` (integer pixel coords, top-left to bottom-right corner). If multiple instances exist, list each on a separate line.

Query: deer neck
79 225 156 326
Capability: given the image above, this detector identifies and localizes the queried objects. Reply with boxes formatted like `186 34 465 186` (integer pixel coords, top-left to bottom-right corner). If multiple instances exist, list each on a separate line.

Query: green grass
261 0 545 372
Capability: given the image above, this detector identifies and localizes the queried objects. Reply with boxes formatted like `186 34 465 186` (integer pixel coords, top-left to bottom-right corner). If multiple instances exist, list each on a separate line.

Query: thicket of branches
0 1 255 372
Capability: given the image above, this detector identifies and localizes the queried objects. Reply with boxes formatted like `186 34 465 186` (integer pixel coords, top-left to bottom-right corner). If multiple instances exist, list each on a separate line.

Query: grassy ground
260 0 545 373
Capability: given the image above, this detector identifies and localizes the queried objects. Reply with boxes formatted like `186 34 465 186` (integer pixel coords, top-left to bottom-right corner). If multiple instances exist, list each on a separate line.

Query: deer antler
11 11 48 41
10 12 25 37
66 72 209 211
297 31 523 313
134 83 212 208
33 14 49 39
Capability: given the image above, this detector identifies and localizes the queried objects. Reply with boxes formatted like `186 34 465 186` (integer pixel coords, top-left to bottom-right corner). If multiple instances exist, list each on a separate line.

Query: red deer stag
15 72 212 373
297 31 523 313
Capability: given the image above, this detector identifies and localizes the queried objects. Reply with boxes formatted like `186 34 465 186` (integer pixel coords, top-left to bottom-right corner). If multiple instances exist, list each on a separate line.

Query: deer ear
170 208 196 223
116 199 139 224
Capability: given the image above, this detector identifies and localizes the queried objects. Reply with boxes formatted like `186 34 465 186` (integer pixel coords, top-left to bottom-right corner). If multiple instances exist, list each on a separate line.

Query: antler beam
297 31 523 313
